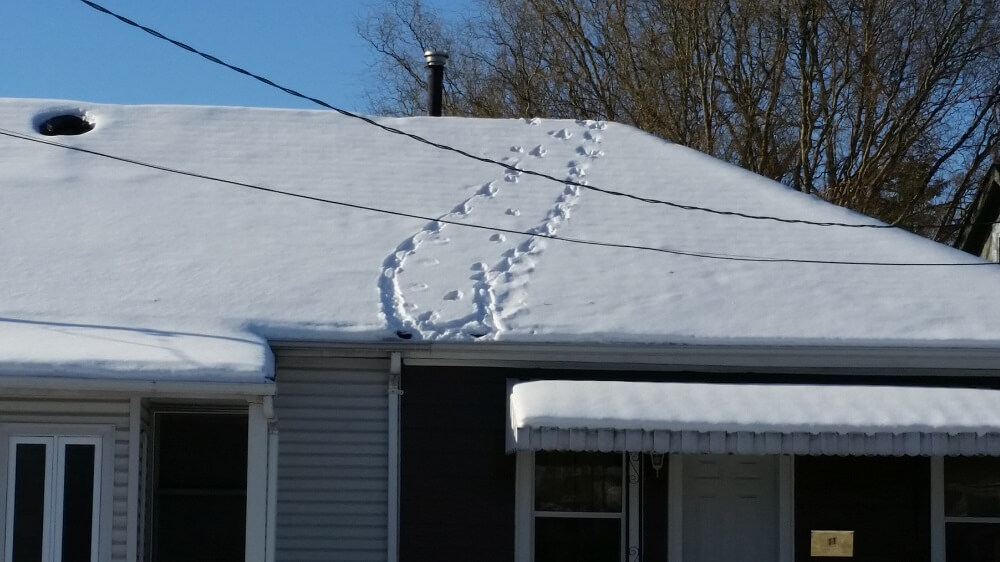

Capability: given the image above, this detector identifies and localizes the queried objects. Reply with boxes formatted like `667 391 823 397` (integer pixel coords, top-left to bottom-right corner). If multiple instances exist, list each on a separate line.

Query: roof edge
0 375 275 397
954 162 1000 255
271 340 1000 375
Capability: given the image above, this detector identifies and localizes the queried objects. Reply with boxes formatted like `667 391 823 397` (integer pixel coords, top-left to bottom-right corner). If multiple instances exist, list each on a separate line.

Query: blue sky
0 0 472 113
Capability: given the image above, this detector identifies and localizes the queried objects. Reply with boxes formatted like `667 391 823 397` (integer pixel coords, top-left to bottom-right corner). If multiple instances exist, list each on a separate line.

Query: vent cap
38 113 95 136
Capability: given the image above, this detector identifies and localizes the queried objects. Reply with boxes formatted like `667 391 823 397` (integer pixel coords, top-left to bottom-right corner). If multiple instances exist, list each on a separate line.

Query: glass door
4 437 101 562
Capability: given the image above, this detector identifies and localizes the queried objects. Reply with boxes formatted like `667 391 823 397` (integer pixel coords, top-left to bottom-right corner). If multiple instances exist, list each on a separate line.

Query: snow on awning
508 380 1000 456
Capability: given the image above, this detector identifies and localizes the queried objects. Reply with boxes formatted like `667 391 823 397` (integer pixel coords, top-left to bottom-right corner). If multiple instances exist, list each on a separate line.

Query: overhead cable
78 0 927 230
1 127 993 267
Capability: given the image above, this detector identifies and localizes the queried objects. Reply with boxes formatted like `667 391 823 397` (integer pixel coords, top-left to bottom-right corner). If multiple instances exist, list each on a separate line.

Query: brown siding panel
400 367 516 562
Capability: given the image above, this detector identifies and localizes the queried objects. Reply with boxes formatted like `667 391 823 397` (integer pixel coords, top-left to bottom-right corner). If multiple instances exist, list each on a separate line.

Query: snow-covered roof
1 98 998 382
509 380 1000 455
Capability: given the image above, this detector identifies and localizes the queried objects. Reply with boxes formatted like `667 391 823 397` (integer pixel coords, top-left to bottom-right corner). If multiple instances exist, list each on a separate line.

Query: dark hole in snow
395 330 413 340
38 114 94 136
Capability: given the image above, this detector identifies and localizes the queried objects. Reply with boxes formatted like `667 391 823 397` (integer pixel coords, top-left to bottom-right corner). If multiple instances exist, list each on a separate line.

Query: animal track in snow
484 127 597 329
504 160 523 183
378 180 501 337
380 119 608 340
577 145 604 158
567 161 589 177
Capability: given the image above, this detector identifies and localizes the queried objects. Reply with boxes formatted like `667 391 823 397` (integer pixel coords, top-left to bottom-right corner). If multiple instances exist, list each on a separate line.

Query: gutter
0 375 275 396
271 341 1000 376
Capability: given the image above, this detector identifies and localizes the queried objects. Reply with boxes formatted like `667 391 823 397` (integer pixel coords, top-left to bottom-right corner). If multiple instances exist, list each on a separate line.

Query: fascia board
0 375 275 397
270 341 1000 376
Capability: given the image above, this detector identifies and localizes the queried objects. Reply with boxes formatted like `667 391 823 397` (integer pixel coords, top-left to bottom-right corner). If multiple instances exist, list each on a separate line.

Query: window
944 457 1000 561
4 436 102 562
531 452 626 562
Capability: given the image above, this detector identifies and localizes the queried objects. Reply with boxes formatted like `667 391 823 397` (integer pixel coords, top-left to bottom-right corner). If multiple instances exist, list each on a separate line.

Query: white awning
508 380 1000 456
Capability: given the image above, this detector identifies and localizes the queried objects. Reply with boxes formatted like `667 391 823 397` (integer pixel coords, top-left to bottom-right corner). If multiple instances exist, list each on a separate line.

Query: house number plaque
810 530 854 557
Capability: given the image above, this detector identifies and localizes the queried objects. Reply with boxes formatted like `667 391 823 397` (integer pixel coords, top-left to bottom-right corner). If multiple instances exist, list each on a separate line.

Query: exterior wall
400 367 516 562
274 354 390 562
642 457 670 559
0 395 132 562
399 366 998 562
795 456 931 561
400 367 682 561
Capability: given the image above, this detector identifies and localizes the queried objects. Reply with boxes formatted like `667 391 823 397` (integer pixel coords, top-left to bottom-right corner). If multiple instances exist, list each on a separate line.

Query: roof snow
0 98 997 381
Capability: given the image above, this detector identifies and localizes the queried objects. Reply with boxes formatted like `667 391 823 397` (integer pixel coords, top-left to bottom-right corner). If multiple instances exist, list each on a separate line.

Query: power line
78 0 910 231
1 127 994 267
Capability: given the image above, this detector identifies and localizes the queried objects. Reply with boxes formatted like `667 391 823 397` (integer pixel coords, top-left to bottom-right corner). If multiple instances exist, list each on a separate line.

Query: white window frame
0 425 114 562
515 451 640 562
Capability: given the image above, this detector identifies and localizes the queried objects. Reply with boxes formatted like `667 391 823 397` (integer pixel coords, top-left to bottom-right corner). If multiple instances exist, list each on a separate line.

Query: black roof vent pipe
424 50 448 117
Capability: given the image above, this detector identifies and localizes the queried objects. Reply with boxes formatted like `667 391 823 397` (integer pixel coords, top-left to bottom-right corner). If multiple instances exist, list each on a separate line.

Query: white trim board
0 376 274 397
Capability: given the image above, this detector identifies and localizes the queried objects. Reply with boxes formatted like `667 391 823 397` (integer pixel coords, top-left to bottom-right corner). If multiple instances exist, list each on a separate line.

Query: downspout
388 352 403 562
263 396 278 562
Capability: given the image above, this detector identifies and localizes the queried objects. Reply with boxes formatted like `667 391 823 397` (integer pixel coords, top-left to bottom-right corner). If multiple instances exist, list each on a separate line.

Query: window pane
61 444 96 562
11 443 47 562
946 522 1000 562
945 457 1000 517
535 452 623 512
535 517 621 562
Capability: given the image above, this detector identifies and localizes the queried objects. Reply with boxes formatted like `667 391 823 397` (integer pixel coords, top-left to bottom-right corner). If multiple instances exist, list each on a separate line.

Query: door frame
146 405 273 562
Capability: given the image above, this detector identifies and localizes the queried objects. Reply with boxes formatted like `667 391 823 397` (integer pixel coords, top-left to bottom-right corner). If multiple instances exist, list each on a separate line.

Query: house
1 97 1000 562
954 163 1000 262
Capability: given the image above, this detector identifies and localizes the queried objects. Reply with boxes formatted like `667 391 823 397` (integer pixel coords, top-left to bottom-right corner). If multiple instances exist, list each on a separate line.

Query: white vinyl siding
274 355 389 562
0 397 130 562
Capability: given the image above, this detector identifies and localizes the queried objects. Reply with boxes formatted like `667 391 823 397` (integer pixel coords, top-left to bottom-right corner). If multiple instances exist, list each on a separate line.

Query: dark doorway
151 412 248 562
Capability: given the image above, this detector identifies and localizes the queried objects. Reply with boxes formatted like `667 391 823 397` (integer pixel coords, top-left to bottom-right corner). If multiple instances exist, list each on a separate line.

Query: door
149 412 248 562
682 455 778 562
4 436 102 562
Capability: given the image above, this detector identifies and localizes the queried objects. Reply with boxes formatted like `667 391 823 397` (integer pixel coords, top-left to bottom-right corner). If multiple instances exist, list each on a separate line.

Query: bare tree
359 0 1000 237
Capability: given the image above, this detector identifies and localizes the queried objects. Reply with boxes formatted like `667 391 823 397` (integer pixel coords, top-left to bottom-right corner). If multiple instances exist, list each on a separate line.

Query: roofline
271 340 1000 376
